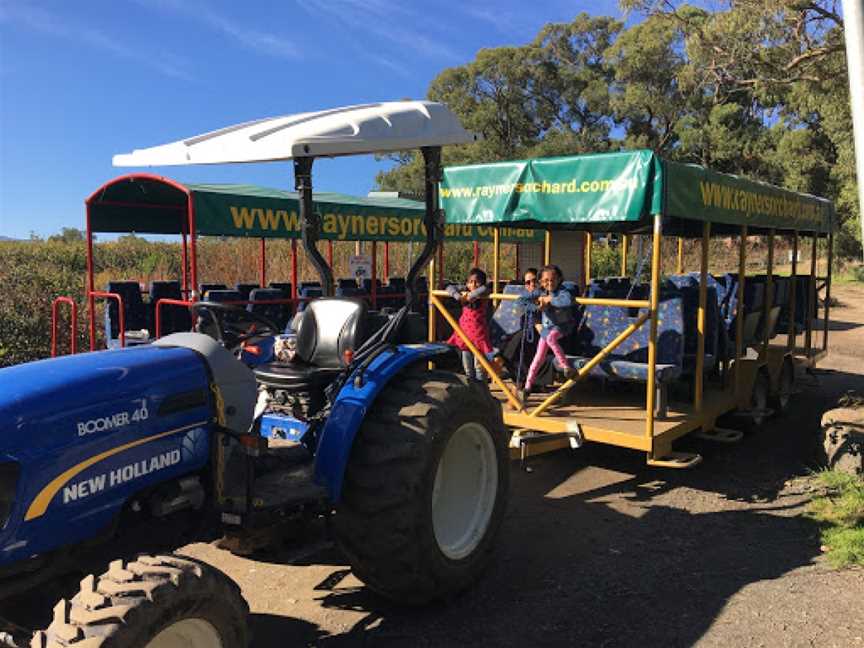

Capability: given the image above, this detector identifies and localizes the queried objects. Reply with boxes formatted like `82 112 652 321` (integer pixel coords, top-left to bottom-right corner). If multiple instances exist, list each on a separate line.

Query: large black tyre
334 369 509 604
31 554 249 648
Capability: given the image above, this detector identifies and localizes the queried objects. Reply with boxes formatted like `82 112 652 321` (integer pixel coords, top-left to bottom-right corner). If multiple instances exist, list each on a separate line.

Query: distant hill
0 236 19 241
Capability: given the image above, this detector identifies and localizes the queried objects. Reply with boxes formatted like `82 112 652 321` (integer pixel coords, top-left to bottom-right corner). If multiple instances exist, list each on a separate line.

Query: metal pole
384 241 390 279
85 204 96 351
695 223 710 411
787 232 798 350
735 226 747 398
823 233 834 351
762 230 774 358
544 230 551 265
438 241 444 288
842 0 864 260
805 234 817 354
492 228 500 300
180 224 188 298
621 234 629 276
327 240 334 269
676 237 684 274
584 232 593 285
290 239 298 301
295 157 333 296
371 241 377 309
259 238 266 287
645 214 662 446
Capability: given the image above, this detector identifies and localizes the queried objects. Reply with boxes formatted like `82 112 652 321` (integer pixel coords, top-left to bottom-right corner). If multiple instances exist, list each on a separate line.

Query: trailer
430 150 835 467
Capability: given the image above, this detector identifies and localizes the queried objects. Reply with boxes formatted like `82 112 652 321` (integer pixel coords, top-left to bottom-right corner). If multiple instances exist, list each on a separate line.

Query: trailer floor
4 284 864 647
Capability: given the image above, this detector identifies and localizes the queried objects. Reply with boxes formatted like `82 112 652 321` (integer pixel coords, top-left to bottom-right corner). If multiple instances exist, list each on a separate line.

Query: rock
820 407 864 476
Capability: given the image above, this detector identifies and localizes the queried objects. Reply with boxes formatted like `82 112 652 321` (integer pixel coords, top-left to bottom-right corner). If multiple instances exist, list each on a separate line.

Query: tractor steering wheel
190 301 280 353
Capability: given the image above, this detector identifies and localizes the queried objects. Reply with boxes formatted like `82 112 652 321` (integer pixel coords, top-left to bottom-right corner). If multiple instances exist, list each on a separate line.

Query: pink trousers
525 328 568 391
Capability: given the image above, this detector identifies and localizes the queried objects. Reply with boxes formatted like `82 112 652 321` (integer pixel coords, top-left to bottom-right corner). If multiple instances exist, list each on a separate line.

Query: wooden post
787 232 798 349
695 223 710 411
645 214 662 447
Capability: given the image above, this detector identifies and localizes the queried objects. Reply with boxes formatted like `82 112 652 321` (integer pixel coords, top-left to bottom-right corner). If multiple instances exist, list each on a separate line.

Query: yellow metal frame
424 212 831 468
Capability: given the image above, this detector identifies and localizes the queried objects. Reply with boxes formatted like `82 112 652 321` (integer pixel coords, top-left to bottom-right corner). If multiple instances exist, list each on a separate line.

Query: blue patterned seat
669 275 719 373
558 295 684 384
490 284 529 347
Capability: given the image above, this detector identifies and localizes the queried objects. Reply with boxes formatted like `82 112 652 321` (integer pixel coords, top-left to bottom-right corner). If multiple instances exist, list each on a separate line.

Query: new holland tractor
0 102 510 647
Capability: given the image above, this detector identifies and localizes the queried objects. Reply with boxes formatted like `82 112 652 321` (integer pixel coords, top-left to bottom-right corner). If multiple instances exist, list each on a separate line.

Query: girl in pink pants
520 265 575 403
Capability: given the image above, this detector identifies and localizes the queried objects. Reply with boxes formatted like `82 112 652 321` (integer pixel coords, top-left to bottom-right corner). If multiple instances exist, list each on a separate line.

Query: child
446 267 493 382
520 264 576 402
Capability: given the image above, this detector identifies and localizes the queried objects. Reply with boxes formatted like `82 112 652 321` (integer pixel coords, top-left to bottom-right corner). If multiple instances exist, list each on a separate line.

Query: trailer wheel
334 369 509 604
31 554 248 648
769 357 795 416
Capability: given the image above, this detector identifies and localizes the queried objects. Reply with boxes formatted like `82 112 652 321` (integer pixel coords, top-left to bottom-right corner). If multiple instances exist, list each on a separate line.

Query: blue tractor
0 102 510 647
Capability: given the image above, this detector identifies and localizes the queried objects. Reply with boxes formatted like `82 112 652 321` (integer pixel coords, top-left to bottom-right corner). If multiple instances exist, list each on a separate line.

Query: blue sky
0 0 626 239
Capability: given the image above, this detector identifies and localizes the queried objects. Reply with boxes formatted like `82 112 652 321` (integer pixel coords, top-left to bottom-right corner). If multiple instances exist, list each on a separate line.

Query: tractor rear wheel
32 554 248 648
334 369 509 604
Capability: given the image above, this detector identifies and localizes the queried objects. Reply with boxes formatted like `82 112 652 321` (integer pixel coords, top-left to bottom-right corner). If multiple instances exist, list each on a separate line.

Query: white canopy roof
113 101 477 167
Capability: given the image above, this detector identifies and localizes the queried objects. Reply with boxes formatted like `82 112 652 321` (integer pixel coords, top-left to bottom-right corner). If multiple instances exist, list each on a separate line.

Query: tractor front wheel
32 554 248 648
334 369 509 604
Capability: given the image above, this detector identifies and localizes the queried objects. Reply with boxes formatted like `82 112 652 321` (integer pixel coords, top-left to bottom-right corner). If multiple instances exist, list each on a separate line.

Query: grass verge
808 470 864 567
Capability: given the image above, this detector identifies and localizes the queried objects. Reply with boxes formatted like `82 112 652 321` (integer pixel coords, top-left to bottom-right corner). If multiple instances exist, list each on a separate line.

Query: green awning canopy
440 150 835 235
86 176 544 243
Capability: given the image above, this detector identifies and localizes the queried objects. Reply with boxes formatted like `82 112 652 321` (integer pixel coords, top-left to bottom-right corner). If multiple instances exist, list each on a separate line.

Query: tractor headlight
0 462 20 529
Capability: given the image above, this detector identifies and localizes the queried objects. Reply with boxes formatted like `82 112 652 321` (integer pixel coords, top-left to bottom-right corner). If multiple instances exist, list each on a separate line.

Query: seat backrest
105 281 148 338
269 282 293 297
149 280 190 335
300 281 321 290
490 284 529 346
580 295 684 366
362 278 381 294
248 288 288 329
205 289 242 303
200 283 227 296
235 283 259 301
388 277 406 292
338 278 358 290
295 298 368 368
297 286 323 312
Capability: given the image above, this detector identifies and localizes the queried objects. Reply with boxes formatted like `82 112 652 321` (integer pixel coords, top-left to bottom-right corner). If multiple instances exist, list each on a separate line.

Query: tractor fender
313 343 453 502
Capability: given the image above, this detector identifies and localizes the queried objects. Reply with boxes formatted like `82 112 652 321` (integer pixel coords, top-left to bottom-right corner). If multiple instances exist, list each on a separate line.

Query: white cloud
138 0 301 60
0 2 193 80
301 0 463 62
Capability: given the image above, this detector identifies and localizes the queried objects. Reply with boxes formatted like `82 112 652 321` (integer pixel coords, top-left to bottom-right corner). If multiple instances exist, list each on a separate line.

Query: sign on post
349 254 372 280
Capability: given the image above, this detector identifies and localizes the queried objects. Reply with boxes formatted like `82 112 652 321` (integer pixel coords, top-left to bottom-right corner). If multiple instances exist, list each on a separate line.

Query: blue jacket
528 287 574 335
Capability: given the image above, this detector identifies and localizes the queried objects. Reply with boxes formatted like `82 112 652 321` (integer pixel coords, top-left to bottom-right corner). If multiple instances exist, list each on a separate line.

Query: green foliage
377 1 859 259
808 470 864 568
591 244 622 278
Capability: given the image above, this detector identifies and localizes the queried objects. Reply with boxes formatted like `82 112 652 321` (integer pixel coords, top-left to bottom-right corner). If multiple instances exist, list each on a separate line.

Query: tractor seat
254 298 368 391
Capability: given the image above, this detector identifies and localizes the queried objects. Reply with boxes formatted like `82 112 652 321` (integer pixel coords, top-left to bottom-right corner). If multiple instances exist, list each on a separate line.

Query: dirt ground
7 285 864 647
